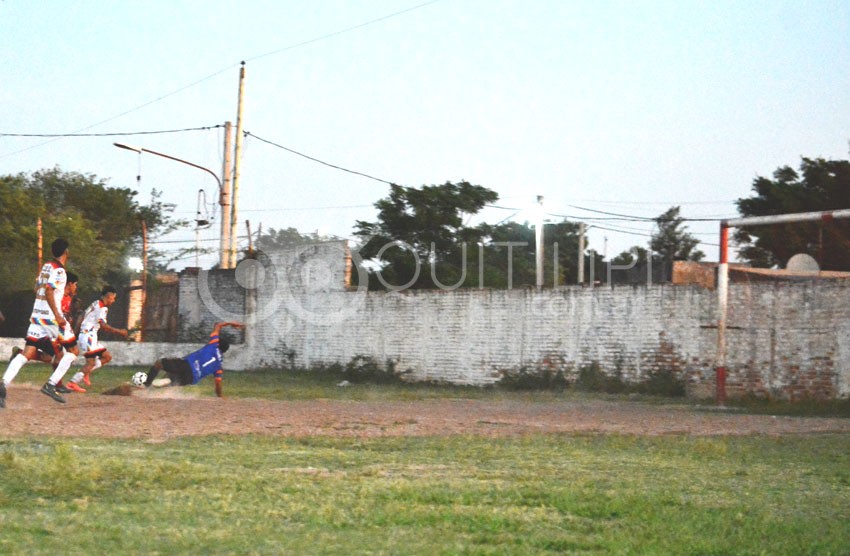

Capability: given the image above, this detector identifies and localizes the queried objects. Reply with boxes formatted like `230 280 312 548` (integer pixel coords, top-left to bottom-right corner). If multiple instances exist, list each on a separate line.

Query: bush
639 368 686 397
342 355 408 384
499 367 569 391
575 362 627 394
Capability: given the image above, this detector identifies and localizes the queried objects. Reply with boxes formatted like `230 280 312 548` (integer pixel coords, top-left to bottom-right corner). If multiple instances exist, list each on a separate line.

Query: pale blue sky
2 0 849 268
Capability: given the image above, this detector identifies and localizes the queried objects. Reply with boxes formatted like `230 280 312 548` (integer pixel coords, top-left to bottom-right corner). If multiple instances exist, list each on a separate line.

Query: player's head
66 272 79 295
218 334 231 354
101 285 118 306
51 238 69 259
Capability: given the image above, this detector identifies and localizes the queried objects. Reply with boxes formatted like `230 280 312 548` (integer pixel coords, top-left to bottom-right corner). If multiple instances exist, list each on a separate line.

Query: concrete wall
170 242 850 400
8 242 846 400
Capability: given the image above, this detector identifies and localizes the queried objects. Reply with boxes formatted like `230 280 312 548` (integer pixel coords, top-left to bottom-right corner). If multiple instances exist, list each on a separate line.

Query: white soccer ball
131 371 148 387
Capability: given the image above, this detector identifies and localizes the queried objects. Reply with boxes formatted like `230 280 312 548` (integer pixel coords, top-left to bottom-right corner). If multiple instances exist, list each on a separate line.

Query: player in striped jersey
1 239 77 407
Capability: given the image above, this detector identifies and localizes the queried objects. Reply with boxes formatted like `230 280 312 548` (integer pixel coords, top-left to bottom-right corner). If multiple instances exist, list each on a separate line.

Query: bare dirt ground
2 384 850 441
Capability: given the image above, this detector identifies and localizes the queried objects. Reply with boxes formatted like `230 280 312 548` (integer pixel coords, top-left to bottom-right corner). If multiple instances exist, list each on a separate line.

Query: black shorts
161 358 193 386
25 336 56 357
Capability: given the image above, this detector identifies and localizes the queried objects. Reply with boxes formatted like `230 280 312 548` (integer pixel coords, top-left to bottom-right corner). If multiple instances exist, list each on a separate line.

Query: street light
113 142 227 267
195 189 212 267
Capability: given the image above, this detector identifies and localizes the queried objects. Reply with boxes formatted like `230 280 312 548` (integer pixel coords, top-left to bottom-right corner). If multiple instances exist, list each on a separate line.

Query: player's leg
143 359 165 387
1 343 40 408
45 321 78 397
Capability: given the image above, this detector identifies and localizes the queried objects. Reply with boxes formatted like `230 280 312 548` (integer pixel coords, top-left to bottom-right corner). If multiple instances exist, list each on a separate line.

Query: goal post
716 208 850 404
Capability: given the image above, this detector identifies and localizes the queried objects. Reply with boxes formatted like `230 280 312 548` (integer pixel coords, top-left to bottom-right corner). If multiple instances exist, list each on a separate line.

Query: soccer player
72 285 128 388
10 271 83 393
0 238 78 407
143 322 244 398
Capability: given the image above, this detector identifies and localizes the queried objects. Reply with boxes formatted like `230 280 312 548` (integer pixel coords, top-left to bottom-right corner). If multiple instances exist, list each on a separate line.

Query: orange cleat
83 372 92 386
67 382 87 393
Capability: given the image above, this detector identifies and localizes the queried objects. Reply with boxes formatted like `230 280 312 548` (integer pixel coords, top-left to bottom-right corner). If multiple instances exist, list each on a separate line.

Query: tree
479 220 584 287
354 181 498 290
256 227 338 252
0 167 183 299
650 206 705 266
735 157 850 269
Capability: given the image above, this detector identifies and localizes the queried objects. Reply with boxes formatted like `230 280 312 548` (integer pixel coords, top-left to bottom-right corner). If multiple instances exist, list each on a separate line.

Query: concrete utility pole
535 195 544 289
577 222 586 285
230 62 247 268
220 121 233 268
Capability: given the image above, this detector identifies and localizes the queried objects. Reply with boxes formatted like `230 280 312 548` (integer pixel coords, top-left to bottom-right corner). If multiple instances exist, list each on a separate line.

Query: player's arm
101 321 129 338
44 284 67 328
214 370 223 398
211 322 245 336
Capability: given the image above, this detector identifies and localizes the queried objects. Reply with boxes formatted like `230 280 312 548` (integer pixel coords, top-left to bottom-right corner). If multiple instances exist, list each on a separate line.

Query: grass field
1 366 849 554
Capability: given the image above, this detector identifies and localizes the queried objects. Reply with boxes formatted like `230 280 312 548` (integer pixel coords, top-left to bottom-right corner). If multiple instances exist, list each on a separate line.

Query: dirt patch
2 384 849 441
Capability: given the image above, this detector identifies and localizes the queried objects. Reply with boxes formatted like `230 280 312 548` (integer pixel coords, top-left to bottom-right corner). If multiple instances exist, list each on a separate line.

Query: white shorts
78 331 106 358
58 322 77 346
26 320 60 342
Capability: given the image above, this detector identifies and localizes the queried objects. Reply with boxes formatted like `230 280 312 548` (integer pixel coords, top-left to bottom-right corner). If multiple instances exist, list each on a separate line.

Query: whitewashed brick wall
173 242 850 400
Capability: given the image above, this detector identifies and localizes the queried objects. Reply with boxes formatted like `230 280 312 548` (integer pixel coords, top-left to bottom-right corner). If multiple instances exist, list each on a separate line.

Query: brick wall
174 242 850 400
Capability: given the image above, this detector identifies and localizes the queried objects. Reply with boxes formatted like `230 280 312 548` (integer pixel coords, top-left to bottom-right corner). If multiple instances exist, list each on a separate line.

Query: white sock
92 359 103 371
48 352 77 385
2 354 29 386
71 371 85 384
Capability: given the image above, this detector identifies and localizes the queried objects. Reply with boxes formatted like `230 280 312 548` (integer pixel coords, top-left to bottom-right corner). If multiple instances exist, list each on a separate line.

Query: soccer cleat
66 382 87 393
83 372 91 387
10 346 21 359
40 382 66 404
55 382 72 394
0 381 6 409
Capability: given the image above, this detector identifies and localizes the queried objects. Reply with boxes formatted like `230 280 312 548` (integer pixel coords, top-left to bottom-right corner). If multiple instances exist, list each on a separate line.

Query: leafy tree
479 220 585 287
0 167 183 300
256 227 338 252
650 206 705 266
354 181 498 290
735 157 850 269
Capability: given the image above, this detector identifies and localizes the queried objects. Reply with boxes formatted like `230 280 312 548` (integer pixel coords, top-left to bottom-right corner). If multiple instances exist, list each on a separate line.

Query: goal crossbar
715 209 850 404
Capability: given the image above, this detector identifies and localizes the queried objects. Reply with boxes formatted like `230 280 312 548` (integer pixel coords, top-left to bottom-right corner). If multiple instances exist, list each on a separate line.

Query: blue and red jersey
183 332 224 384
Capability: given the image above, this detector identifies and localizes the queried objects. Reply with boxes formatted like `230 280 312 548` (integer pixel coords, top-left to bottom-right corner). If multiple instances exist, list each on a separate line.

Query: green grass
3 365 850 554
1 434 849 555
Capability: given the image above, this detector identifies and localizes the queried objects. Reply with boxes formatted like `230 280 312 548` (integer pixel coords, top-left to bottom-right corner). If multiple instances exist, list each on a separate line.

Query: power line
0 124 221 138
1 2 442 160
245 131 397 186
246 0 443 63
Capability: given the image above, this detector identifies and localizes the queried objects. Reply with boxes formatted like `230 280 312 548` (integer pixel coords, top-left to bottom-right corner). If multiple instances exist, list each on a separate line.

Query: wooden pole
37 217 43 269
220 121 233 268
230 62 247 268
141 219 148 342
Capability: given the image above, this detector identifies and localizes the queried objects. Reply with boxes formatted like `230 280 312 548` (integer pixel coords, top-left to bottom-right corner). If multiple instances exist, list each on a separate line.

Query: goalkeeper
143 322 244 397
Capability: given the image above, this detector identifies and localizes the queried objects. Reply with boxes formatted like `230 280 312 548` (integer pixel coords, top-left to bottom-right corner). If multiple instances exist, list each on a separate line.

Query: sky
2 0 849 270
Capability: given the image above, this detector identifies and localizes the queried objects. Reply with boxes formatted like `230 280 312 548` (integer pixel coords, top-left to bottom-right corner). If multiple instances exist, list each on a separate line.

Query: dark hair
51 238 69 258
66 272 79 284
101 285 117 296
218 335 231 353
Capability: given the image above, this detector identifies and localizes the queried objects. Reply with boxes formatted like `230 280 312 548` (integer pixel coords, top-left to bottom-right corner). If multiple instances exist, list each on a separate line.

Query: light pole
195 189 211 267
114 142 226 267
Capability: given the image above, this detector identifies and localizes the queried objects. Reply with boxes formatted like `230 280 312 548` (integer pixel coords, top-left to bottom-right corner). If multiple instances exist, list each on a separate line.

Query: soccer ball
131 371 148 387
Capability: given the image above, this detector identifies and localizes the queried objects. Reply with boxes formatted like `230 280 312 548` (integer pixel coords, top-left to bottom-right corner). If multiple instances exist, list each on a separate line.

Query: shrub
499 366 569 391
575 362 627 394
343 355 408 384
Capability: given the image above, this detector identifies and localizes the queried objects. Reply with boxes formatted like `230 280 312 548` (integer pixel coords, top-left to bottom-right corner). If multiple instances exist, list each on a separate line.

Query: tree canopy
735 157 850 269
0 167 182 299
354 181 498 290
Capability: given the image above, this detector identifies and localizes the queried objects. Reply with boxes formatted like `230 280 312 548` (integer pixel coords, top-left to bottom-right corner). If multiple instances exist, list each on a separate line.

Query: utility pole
37 217 43 269
220 121 233 268
535 195 544 289
577 222 586 285
230 61 246 268
140 219 148 342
